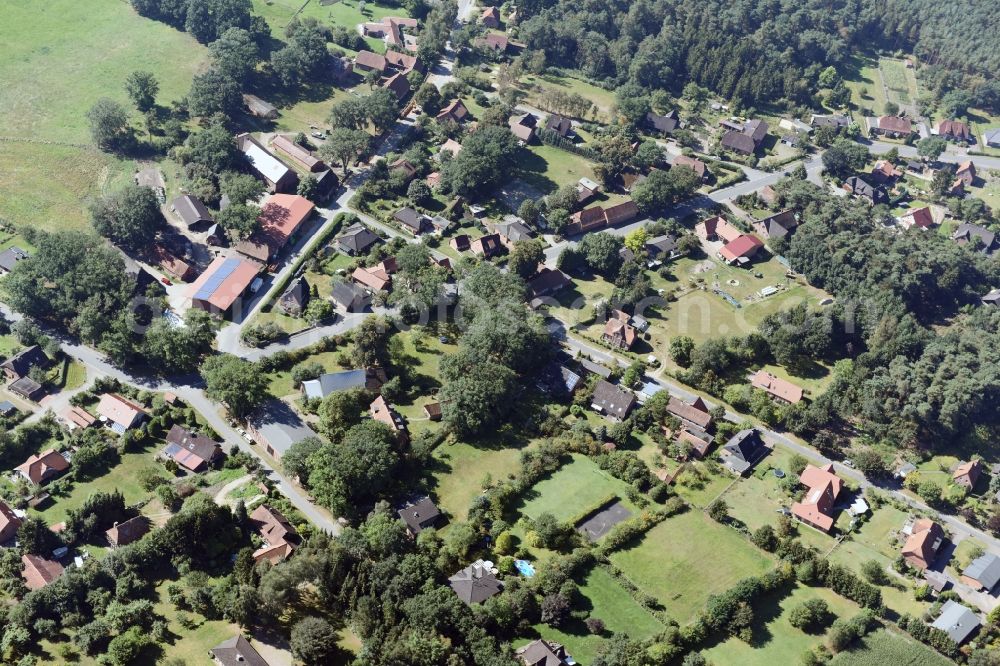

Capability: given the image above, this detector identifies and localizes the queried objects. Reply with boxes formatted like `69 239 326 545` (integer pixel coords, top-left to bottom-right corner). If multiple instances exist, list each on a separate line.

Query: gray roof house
247 399 319 461
398 496 441 535
2 345 49 381
720 429 768 475
331 281 368 312
0 247 29 274
590 380 636 421
171 195 214 228
646 234 679 260
930 600 980 645
952 222 997 255
961 553 1000 591
300 368 384 400
449 560 502 604
210 635 271 666
337 222 381 255
516 639 570 666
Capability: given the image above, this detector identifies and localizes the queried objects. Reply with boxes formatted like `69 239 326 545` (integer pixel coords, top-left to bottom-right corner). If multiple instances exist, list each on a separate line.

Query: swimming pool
514 559 536 577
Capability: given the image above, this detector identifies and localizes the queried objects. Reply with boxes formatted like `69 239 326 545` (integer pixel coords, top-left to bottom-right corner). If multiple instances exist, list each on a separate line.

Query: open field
253 0 409 48
521 144 600 194
610 510 773 624
829 628 953 666
266 350 346 397
878 58 914 105
517 454 635 522
0 0 207 143
518 73 617 122
704 584 860 666
430 440 527 521
525 565 665 664
0 141 134 231
844 59 888 119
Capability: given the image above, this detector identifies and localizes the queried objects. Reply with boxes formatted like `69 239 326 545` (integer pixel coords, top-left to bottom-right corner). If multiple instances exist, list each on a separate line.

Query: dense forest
515 0 1000 112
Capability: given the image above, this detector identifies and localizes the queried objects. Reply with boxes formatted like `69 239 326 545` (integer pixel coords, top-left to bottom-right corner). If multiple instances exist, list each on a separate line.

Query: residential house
478 33 509 53
106 516 150 548
672 154 707 180
603 311 637 350
578 358 613 379
527 267 571 300
381 71 411 100
161 424 223 472
21 554 64 591
983 289 1000 307
0 500 22 544
247 399 320 460
646 110 680 134
211 636 271 666
953 459 982 489
872 115 914 138
675 427 713 459
277 275 309 316
961 553 1000 591
9 376 41 402
151 244 195 282
0 246 29 274
719 234 764 265
1 345 48 382
353 264 392 292
930 601 981 646
901 519 945 571
250 504 300 563
0 401 15 418
300 368 385 401
394 207 430 235
16 449 69 485
331 281 368 312
603 200 640 228
97 393 147 433
590 380 636 421
235 193 315 264
509 113 538 143
779 118 812 134
440 138 463 157
897 206 935 230
666 395 713 431
450 560 503 604
436 99 470 124
236 133 297 193
956 160 977 186
791 464 842 532
948 177 966 196
952 222 997 255
566 206 607 235
696 216 742 242
545 114 574 139
354 50 388 73
480 5 501 28
242 94 277 119
362 16 419 51
721 118 769 155
936 120 972 142
370 395 408 444
646 234 680 261
749 370 804 404
449 235 471 252
516 639 570 666
398 496 440 535
384 49 423 74
272 135 326 173
170 195 214 228
489 217 534 248
842 176 887 205
337 222 381 256
577 176 600 204
720 429 767 475
985 128 1000 148
752 210 798 240
471 233 504 258
810 114 850 129
188 256 261 316
871 159 902 184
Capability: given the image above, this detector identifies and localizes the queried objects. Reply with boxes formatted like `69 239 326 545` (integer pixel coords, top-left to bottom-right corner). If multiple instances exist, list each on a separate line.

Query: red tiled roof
16 449 69 485
188 256 261 311
902 519 944 570
878 115 913 133
749 370 803 404
672 154 706 178
719 234 764 262
22 554 63 590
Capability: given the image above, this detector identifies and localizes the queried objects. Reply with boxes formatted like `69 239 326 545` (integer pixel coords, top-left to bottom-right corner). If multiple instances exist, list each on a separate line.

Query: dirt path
213 474 252 507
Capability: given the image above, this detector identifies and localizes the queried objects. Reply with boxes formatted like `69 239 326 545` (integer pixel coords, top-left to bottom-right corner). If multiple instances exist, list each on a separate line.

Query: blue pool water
515 559 536 577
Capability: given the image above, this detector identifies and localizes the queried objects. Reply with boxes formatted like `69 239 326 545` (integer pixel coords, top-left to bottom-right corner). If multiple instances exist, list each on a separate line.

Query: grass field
266 350 345 397
610 510 773 624
844 59 888 119
517 454 635 522
0 0 207 143
879 59 913 105
525 565 665 664
521 144 600 194
518 73 617 122
253 0 408 46
430 440 528 521
704 584 860 665
829 628 953 666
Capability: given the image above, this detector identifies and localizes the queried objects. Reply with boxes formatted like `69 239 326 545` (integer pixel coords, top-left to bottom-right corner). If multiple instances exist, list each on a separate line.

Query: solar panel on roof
194 258 242 301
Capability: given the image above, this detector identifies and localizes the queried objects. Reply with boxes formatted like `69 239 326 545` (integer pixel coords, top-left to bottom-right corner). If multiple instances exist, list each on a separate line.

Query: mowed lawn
610 511 773 624
704 584 860 666
430 440 526 521
517 454 635 522
526 565 665 664
0 0 208 143
829 628 953 666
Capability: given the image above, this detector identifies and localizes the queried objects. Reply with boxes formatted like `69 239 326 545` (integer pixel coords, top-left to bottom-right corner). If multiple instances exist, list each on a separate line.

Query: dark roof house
337 222 381 255
211 636 271 666
162 424 223 472
646 110 680 134
2 345 48 382
449 560 503 604
106 516 150 548
720 429 767 475
171 195 214 228
398 496 441 535
590 380 636 421
0 246 29 274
